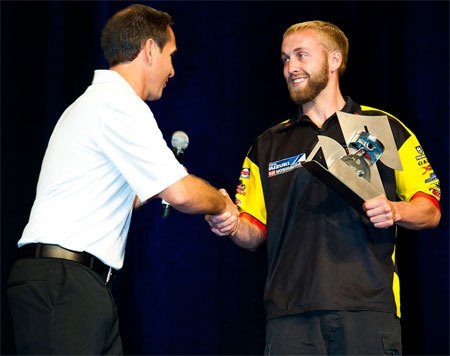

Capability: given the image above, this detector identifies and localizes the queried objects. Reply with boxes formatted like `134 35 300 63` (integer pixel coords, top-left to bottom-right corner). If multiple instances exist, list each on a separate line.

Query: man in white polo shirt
7 4 238 354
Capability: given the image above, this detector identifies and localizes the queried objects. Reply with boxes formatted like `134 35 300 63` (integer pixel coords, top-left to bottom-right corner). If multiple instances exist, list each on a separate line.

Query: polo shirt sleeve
361 105 441 204
235 144 267 226
97 98 187 202
395 131 441 203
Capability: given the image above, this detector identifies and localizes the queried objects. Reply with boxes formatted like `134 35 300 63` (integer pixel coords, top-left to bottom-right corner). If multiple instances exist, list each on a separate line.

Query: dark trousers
265 310 402 355
7 258 122 355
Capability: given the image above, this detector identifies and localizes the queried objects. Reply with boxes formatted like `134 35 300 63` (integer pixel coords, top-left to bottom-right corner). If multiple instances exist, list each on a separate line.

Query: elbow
159 183 193 211
231 237 263 251
415 208 441 230
428 209 441 229
166 192 192 211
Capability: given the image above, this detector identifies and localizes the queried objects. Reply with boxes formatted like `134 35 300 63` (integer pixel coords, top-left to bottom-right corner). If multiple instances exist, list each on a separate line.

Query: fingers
236 183 245 195
205 207 240 237
207 215 239 236
205 188 240 237
205 211 232 226
211 226 230 237
220 188 239 216
205 211 235 230
219 188 229 197
363 196 396 229
221 189 237 207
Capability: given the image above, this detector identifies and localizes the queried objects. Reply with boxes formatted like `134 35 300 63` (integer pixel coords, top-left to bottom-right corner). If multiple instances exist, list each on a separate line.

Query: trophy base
302 159 383 215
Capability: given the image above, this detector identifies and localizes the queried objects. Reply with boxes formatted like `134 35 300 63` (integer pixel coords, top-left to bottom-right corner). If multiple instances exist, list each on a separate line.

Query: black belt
16 243 116 286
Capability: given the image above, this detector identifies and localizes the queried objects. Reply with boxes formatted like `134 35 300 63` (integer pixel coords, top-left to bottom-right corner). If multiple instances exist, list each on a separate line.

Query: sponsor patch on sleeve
240 168 250 179
425 173 438 183
429 186 441 199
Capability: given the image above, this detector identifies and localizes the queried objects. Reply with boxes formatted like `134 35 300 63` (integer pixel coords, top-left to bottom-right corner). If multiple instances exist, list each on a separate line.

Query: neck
110 54 147 100
301 81 345 128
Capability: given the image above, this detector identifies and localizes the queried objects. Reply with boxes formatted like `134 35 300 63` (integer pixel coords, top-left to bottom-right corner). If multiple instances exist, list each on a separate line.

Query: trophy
302 111 402 213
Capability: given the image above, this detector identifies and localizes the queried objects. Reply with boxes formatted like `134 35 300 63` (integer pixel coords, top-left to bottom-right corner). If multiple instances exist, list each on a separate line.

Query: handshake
204 184 265 251
205 188 241 238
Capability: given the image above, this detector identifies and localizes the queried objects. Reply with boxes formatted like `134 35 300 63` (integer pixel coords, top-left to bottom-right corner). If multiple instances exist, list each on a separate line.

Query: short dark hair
101 4 174 67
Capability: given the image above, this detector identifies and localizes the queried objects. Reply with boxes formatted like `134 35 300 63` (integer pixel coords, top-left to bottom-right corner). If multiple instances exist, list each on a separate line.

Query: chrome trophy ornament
302 112 402 213
341 131 385 182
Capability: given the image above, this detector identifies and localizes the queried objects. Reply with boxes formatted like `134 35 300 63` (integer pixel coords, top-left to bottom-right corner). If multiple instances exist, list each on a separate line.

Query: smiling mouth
291 77 307 86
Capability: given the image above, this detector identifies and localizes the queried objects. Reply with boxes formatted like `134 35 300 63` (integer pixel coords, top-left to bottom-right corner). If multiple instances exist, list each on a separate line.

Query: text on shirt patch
425 173 438 184
268 154 306 177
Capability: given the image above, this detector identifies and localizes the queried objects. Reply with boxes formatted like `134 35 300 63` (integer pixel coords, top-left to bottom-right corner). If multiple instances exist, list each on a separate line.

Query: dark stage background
2 1 448 355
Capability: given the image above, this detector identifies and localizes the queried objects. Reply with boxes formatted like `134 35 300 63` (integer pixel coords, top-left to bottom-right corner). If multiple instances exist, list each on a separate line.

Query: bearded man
205 20 441 355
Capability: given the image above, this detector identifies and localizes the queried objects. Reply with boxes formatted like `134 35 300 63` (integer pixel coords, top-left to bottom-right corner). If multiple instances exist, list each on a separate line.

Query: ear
329 50 343 74
143 38 157 66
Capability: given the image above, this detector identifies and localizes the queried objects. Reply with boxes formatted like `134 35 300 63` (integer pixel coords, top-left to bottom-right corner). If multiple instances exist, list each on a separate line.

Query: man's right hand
205 189 240 237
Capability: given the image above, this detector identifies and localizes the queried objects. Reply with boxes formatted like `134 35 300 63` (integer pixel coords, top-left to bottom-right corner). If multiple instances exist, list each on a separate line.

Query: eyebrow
281 47 307 57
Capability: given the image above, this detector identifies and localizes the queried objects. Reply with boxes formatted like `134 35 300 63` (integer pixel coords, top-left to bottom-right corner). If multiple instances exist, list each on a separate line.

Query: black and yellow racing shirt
236 97 441 320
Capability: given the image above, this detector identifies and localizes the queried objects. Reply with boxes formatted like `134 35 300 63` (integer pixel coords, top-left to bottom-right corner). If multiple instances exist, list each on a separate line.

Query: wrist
229 216 240 237
390 201 402 223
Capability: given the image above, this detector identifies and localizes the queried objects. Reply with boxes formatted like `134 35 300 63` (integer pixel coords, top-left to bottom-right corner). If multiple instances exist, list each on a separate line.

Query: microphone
162 131 189 218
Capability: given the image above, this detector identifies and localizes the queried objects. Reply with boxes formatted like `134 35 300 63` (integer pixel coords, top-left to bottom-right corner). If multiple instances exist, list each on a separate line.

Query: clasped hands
206 189 240 237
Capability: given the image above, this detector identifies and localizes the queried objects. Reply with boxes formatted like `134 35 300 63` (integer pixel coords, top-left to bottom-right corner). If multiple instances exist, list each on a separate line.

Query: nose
284 59 299 80
286 58 300 74
169 65 175 78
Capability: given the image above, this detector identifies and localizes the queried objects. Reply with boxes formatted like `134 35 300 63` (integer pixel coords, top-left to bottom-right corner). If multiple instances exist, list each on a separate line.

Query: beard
287 59 329 105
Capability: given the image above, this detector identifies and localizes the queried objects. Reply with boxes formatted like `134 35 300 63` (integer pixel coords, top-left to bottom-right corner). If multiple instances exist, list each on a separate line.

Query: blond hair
284 20 349 76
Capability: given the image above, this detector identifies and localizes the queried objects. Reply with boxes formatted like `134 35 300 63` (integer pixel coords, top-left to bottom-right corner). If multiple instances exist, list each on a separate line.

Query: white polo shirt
19 70 188 269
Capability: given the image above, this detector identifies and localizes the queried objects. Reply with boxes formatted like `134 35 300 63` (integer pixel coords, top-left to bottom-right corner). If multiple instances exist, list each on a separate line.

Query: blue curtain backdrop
2 1 448 355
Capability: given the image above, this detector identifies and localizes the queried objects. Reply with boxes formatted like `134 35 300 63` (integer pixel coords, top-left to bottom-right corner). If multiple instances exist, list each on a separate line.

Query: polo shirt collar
92 69 138 97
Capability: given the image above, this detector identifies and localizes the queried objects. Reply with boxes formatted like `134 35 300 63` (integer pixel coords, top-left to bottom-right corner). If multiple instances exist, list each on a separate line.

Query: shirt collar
278 97 362 132
92 69 138 97
296 96 361 121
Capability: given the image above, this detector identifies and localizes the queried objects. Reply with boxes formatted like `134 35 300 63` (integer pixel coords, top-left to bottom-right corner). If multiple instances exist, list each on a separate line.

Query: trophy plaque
302 111 402 214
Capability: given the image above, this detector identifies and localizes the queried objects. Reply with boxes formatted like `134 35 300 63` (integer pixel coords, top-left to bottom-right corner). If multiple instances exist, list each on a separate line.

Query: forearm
364 194 441 230
392 196 441 230
159 174 225 215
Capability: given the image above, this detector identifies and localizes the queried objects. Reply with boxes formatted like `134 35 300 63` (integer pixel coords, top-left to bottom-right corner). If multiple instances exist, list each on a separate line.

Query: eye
281 56 290 64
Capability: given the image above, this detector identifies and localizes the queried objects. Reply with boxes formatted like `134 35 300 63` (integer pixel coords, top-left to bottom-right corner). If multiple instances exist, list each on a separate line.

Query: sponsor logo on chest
268 153 306 177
